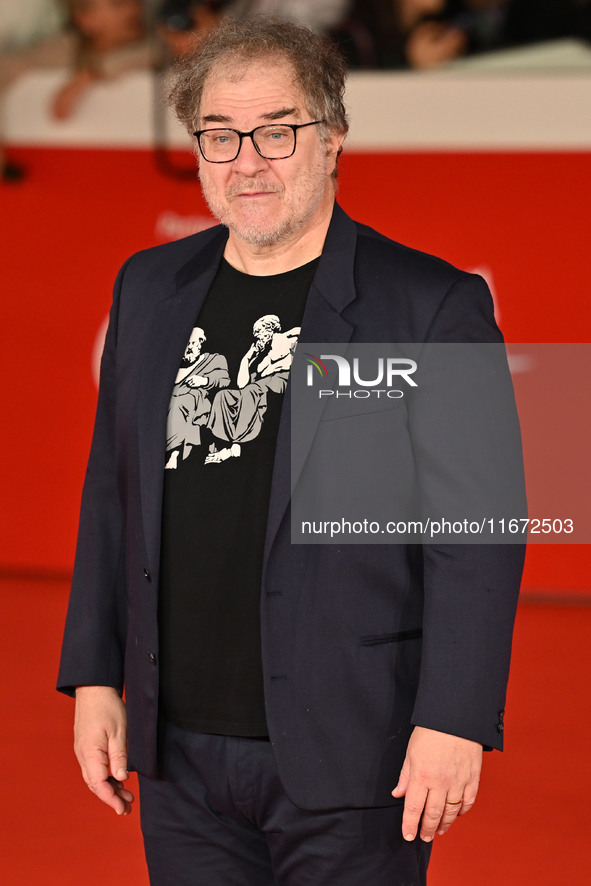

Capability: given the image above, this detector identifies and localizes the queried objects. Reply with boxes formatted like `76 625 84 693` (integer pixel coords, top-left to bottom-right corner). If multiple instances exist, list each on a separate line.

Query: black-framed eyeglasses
193 121 325 163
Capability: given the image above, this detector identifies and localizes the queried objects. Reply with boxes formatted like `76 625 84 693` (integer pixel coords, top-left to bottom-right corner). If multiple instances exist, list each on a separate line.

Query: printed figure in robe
165 327 230 469
205 315 300 464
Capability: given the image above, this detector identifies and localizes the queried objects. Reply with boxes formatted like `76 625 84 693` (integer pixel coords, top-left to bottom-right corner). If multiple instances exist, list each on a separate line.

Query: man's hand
392 726 482 842
74 685 134 815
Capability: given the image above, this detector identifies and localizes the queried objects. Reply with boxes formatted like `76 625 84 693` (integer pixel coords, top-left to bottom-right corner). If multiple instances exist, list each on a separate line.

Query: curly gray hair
167 15 349 144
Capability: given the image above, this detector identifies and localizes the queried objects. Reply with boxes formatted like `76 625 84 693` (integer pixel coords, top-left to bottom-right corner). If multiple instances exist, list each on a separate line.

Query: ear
324 128 347 175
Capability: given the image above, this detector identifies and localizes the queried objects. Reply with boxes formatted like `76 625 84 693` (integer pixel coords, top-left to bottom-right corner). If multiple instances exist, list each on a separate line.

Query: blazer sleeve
409 272 526 750
56 258 132 697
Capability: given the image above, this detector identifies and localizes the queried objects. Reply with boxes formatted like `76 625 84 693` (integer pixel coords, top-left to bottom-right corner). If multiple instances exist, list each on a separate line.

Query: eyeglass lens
200 125 296 161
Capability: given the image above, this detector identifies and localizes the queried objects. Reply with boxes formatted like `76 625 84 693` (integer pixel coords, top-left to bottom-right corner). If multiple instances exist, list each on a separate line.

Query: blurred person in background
332 0 516 70
156 0 232 60
394 0 468 68
229 0 349 33
0 0 65 178
333 0 591 70
0 0 152 181
52 0 151 117
435 0 591 56
155 0 351 69
435 0 510 55
331 0 470 69
155 0 350 64
403 0 591 64
157 0 573 73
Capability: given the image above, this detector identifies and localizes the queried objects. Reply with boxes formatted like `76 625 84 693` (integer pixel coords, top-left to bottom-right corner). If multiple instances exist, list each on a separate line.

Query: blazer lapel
264 204 358 562
138 227 228 573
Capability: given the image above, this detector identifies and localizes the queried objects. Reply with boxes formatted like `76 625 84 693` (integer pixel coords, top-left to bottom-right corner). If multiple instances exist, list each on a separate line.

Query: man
203 314 300 461
240 315 300 384
58 15 525 885
165 326 230 468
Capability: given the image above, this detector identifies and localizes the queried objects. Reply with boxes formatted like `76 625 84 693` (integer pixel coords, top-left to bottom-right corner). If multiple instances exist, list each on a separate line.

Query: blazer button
148 651 157 666
143 568 151 582
497 722 504 733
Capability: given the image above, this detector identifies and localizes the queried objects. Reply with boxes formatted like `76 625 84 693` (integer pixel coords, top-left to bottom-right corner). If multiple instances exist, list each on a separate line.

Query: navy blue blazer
58 203 525 810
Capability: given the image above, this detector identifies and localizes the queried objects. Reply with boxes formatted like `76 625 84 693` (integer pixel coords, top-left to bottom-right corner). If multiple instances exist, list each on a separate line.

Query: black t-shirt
158 256 318 735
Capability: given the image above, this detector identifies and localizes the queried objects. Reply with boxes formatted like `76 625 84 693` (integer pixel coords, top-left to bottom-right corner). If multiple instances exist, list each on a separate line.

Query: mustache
226 180 283 198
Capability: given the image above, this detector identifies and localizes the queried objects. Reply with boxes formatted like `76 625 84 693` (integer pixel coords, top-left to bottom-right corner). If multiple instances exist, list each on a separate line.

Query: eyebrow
262 107 300 121
201 107 301 126
201 114 232 124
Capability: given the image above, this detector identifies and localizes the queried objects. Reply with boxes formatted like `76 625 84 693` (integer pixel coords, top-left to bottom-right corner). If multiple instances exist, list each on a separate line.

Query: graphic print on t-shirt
165 314 300 469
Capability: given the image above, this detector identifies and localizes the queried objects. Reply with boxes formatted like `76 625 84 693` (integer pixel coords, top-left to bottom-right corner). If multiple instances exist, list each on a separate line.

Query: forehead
199 56 308 124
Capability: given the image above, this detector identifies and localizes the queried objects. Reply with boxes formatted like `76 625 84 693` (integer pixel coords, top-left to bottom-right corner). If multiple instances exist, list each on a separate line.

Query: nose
232 134 270 175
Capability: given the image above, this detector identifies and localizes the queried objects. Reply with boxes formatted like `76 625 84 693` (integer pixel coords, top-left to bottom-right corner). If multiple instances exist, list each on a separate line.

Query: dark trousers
139 721 431 886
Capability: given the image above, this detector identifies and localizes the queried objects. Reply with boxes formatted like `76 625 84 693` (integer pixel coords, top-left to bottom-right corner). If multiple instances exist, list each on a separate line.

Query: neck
223 195 335 276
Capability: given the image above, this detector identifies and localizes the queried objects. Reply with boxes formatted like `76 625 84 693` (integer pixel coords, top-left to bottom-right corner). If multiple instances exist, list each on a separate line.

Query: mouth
227 181 282 200
233 191 278 199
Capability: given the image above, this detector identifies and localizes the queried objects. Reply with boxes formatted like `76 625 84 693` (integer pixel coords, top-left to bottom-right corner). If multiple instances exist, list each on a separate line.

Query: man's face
182 328 206 365
197 57 343 249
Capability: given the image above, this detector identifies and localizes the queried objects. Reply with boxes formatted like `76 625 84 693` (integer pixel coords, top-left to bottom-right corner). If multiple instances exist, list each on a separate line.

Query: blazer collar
173 224 229 296
305 201 358 318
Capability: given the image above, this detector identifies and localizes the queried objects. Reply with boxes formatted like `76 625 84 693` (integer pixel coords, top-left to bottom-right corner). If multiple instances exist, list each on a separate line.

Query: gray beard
224 214 303 248
198 174 324 248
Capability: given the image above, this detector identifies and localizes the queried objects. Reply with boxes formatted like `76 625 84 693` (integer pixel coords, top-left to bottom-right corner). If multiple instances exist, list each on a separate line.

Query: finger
436 797 464 835
392 757 410 798
79 751 130 815
418 788 448 842
107 777 135 804
87 770 130 814
108 744 128 783
76 745 109 791
401 782 429 842
107 777 135 812
458 782 479 817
